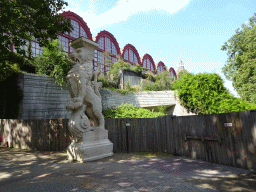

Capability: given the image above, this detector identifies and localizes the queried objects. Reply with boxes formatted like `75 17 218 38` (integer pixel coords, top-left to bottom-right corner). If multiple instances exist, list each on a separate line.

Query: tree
177 68 190 80
171 71 256 115
221 13 256 105
0 0 74 81
33 38 72 90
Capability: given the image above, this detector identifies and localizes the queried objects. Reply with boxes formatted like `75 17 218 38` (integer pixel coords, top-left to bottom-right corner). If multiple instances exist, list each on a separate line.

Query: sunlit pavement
0 147 255 192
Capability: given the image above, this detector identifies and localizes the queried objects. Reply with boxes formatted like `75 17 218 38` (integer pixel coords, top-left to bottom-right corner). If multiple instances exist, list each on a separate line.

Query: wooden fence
1 110 256 171
0 119 72 151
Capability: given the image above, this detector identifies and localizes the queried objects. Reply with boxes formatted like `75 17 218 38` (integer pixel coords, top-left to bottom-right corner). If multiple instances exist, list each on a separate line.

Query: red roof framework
94 30 121 56
141 54 156 74
121 44 142 65
59 11 92 40
169 67 177 79
156 61 167 72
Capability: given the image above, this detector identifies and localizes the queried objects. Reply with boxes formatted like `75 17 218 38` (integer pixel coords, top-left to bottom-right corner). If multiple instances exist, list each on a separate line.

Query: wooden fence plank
135 118 140 152
174 116 180 155
165 115 171 154
153 118 158 153
161 116 167 153
232 111 245 169
147 118 153 152
240 111 255 170
214 114 222 165
171 115 176 155
142 118 147 152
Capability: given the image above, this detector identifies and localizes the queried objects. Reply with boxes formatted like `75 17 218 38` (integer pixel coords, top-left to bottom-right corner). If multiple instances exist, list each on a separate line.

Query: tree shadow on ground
183 174 256 192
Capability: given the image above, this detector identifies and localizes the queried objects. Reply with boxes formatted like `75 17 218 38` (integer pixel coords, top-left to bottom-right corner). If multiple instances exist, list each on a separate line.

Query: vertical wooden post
126 122 130 153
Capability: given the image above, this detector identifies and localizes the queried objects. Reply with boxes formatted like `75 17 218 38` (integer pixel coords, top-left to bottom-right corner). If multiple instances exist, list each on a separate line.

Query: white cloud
58 0 191 32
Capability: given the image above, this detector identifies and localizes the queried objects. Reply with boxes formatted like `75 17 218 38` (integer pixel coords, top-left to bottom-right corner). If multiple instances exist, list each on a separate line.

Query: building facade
7 11 180 79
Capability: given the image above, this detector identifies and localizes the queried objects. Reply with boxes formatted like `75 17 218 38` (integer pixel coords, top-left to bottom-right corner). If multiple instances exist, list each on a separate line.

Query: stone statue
65 37 113 162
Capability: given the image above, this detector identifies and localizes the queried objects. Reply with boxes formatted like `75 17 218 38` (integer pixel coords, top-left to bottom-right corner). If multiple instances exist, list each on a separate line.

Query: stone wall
100 89 176 110
16 72 72 119
10 72 196 119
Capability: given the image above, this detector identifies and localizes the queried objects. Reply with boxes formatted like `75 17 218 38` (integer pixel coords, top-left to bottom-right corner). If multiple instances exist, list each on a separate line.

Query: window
58 35 69 53
98 51 104 64
129 49 133 63
99 37 104 50
31 41 44 57
95 36 118 75
93 50 98 71
170 71 174 78
143 58 154 72
134 56 138 65
158 65 164 72
6 17 90 59
124 50 128 60
143 59 146 68
105 37 111 52
112 43 117 55
70 20 79 39
112 57 117 64
80 26 87 38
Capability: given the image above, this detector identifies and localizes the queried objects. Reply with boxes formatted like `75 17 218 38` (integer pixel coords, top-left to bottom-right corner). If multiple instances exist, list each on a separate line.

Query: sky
58 0 256 98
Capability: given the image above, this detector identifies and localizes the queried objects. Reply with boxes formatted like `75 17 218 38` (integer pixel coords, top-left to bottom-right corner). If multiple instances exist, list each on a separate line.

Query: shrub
129 64 147 74
171 71 256 115
103 103 166 118
33 39 72 90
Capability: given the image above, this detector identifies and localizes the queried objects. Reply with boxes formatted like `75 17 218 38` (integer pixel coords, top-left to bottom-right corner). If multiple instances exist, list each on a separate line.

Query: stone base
67 129 114 162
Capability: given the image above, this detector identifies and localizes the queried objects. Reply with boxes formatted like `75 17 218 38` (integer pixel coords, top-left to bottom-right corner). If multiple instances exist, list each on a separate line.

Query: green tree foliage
33 39 72 90
143 70 174 91
171 71 256 115
103 103 166 118
1 0 73 81
177 69 190 80
97 75 119 89
221 13 256 105
129 64 147 74
107 55 131 83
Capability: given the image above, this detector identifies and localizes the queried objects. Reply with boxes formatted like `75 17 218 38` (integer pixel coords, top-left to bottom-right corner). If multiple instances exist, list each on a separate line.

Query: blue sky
58 0 256 98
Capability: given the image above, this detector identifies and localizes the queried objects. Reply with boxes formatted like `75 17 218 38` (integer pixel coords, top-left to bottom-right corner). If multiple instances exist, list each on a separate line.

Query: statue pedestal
67 129 114 162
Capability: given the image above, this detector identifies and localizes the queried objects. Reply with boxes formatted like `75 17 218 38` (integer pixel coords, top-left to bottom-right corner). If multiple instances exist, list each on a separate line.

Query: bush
171 71 256 115
103 103 166 118
129 64 147 74
97 75 119 89
142 71 174 91
33 39 72 90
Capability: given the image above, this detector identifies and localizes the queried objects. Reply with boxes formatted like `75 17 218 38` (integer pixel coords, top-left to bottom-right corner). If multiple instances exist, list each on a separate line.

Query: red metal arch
156 61 167 71
59 11 92 40
94 30 121 55
121 44 142 65
168 67 177 79
141 54 156 74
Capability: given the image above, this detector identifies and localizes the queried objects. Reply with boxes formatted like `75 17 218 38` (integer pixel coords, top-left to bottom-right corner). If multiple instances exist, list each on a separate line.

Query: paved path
0 147 255 192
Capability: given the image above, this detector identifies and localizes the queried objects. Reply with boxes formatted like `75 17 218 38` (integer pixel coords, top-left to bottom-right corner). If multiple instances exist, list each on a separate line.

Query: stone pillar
65 37 113 162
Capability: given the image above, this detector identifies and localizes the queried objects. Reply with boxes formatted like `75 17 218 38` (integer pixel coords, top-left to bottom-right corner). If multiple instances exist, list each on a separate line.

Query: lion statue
66 46 104 143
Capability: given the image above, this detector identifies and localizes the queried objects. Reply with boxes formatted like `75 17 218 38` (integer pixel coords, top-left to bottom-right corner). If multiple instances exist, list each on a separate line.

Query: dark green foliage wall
0 72 23 118
171 71 256 115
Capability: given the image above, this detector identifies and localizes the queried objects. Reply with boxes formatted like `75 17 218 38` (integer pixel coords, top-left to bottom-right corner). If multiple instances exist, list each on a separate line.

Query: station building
8 11 180 80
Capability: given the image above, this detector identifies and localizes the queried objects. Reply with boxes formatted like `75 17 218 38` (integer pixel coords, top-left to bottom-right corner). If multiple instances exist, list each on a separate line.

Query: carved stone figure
65 37 113 162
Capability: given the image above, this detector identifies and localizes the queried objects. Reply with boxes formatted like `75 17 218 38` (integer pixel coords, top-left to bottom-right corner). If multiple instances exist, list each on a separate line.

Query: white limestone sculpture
65 37 113 162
